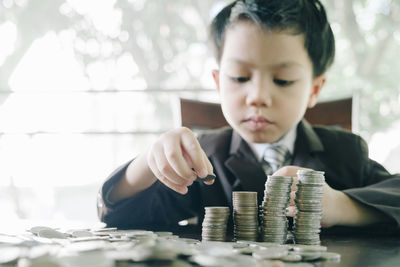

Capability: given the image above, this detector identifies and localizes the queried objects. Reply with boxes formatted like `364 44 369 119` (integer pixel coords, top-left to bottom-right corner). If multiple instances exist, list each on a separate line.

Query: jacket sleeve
342 136 400 227
97 160 202 230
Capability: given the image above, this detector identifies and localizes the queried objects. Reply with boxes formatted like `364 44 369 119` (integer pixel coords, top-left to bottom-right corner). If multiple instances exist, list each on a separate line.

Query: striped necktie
262 145 290 175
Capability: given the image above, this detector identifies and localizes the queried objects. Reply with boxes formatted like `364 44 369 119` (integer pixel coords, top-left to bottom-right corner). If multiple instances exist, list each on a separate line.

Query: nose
245 78 272 107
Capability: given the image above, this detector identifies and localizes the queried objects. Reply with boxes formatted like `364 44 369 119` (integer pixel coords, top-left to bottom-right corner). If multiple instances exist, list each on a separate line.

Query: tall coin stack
293 170 325 245
260 175 293 244
201 206 230 241
232 191 259 241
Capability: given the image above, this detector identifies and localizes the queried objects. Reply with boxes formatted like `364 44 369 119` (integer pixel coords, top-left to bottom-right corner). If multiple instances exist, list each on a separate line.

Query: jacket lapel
224 131 267 204
293 120 326 171
200 128 237 207
201 128 266 207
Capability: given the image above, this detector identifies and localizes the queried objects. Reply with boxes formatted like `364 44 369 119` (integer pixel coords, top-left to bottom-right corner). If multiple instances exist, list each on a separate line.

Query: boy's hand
146 127 214 195
273 166 341 228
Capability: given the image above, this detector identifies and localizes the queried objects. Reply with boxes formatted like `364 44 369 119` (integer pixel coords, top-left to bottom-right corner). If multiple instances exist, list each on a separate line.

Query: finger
291 176 298 193
289 191 296 206
147 144 172 181
274 166 311 177
180 129 208 177
202 149 214 175
163 136 197 181
200 150 215 185
154 146 193 186
159 175 188 195
148 147 189 194
147 150 164 180
273 166 300 192
273 166 296 176
286 206 297 217
204 180 215 185
148 153 188 193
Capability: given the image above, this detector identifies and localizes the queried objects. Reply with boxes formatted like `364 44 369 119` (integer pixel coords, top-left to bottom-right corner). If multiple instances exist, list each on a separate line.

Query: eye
231 76 250 83
274 79 294 87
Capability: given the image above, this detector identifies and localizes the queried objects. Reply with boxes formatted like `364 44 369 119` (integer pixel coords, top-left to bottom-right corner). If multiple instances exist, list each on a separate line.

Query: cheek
219 86 244 123
219 81 241 104
289 82 313 106
276 88 311 119
220 91 239 115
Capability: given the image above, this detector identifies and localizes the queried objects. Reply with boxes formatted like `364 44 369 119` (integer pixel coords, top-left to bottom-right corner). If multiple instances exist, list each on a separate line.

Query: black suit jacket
97 120 400 230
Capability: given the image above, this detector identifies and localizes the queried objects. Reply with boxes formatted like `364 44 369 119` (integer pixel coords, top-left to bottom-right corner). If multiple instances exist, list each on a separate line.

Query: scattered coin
155 231 173 237
291 244 327 252
320 251 341 262
299 251 323 261
0 223 341 266
18 257 61 267
252 247 288 260
37 229 67 239
281 253 302 262
29 226 54 235
70 230 93 238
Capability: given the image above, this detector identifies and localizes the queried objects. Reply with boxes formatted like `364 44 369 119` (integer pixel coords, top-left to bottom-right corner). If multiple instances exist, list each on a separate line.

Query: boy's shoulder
309 124 367 152
312 125 364 143
298 122 370 167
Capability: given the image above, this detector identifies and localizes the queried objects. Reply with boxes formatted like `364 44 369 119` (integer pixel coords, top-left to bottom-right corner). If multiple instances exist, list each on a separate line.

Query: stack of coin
232 191 259 241
260 175 293 244
293 170 325 245
201 206 230 241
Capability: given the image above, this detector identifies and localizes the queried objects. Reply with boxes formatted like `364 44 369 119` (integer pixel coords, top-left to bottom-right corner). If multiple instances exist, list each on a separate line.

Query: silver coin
320 251 341 262
38 229 67 239
252 247 289 260
291 244 327 252
281 253 302 262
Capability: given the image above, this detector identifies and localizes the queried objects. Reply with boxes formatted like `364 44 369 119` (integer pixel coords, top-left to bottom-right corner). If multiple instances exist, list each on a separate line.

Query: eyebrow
226 58 304 69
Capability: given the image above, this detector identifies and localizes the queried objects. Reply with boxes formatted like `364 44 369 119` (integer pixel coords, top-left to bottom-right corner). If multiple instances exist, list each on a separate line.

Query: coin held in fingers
195 173 216 183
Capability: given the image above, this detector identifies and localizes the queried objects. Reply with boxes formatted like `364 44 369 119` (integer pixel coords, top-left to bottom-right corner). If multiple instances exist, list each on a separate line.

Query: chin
242 131 278 144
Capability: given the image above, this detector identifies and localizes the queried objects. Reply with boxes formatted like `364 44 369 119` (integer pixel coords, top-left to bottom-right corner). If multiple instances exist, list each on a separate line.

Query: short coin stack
260 175 293 244
201 206 230 241
232 191 259 241
294 170 325 245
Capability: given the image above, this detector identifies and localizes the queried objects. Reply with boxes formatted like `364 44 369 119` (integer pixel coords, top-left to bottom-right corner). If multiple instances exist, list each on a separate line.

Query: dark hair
209 0 335 77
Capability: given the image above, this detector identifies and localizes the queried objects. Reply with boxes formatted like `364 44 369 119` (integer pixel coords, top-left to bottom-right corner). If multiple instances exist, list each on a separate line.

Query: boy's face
212 21 325 144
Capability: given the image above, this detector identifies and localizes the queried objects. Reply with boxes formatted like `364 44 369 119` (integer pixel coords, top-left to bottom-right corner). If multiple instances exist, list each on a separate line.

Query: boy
98 0 400 230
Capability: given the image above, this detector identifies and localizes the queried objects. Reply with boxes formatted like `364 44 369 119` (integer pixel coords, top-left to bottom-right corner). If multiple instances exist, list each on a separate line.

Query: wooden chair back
180 97 353 131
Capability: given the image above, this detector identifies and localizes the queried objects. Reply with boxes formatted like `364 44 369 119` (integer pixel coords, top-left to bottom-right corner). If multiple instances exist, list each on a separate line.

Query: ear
212 69 220 92
307 74 326 108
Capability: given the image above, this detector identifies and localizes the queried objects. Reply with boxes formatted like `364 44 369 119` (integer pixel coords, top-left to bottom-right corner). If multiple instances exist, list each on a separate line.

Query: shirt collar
248 126 297 162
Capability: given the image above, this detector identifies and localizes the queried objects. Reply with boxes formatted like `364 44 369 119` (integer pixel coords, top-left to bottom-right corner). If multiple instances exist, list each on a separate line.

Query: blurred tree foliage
0 0 399 140
322 0 400 139
0 0 69 101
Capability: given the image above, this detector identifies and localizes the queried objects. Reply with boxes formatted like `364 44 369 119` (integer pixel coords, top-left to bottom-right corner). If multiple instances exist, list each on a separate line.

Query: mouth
243 116 272 131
